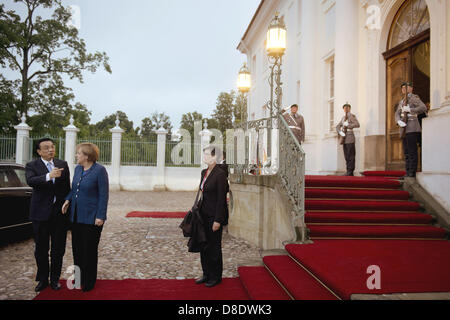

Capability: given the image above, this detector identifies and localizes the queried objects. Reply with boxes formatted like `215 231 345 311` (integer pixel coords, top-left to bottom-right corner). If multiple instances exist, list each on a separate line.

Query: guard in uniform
282 104 305 144
395 82 427 178
336 103 360 176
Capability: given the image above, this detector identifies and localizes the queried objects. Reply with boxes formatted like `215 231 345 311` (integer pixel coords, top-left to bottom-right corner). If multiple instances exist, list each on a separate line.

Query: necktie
47 162 55 184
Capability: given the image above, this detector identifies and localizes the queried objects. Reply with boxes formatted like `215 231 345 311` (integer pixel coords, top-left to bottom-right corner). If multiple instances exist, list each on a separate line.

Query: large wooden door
386 50 410 171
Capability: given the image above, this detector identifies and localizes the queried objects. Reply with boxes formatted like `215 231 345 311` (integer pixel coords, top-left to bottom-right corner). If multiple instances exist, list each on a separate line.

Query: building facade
237 0 450 211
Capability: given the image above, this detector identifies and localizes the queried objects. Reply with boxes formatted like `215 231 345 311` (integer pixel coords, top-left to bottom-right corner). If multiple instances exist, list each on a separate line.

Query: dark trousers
71 222 103 290
402 132 421 176
32 204 68 283
200 217 223 282
343 143 356 175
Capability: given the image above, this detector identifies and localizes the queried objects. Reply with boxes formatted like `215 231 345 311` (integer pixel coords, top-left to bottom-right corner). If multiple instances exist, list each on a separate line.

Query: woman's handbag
179 188 202 238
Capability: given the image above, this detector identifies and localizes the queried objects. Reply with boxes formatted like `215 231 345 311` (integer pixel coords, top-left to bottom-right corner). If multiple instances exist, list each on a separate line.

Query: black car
0 163 33 244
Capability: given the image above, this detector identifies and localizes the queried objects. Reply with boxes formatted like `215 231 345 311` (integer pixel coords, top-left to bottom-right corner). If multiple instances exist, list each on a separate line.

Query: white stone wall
239 0 450 210
103 165 201 192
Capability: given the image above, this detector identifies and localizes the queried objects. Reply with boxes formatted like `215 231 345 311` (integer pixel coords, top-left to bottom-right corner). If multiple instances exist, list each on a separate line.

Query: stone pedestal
109 116 124 191
153 128 168 191
63 115 80 178
14 113 32 165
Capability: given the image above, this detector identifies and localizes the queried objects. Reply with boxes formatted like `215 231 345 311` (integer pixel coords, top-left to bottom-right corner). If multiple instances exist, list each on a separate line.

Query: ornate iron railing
229 113 306 242
277 114 306 241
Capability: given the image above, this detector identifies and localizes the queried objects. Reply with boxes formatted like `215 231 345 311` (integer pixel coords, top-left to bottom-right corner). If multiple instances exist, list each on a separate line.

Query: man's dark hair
291 104 298 109
35 138 55 152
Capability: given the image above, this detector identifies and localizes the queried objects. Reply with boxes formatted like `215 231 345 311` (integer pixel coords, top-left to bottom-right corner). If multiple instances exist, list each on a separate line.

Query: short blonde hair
76 143 99 162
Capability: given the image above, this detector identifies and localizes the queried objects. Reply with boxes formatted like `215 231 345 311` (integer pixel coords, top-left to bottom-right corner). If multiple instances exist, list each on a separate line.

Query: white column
14 113 32 165
334 0 358 110
299 0 318 137
333 0 358 172
154 128 168 191
109 116 124 191
63 115 80 177
199 119 212 170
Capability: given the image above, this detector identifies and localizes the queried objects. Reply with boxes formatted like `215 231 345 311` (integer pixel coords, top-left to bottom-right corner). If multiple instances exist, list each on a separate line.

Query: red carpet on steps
308 225 446 239
306 189 410 200
306 176 401 189
262 255 338 300
237 266 291 300
126 211 186 218
286 240 450 299
34 278 249 300
306 200 420 211
362 171 406 177
305 212 433 224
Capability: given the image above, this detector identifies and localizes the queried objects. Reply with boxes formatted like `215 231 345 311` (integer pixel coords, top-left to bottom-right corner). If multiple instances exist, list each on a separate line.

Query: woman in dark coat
62 143 109 292
195 146 228 287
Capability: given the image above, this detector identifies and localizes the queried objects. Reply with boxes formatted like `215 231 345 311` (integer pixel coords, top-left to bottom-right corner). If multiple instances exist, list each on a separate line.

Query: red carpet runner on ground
34 278 249 300
126 211 186 218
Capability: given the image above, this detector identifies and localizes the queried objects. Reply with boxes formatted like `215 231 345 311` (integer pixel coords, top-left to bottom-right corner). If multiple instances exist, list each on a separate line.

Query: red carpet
306 189 410 200
238 266 291 300
286 240 450 299
308 225 446 239
34 278 249 300
306 200 421 211
306 176 401 189
305 211 433 224
263 255 338 300
126 211 186 218
362 171 406 177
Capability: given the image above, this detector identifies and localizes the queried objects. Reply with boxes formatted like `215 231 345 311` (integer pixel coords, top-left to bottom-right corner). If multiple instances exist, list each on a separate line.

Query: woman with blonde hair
62 143 109 292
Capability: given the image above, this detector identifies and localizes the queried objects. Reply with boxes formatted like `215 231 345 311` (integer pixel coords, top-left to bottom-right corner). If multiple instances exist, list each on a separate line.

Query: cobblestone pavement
0 191 262 300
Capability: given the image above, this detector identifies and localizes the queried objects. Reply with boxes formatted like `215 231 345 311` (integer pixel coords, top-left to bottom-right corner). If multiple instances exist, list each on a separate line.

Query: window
327 57 335 131
0 168 25 188
388 0 430 49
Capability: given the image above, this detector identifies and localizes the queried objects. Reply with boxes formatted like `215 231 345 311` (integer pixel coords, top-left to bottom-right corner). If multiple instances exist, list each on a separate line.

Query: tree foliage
0 0 111 136
140 112 173 141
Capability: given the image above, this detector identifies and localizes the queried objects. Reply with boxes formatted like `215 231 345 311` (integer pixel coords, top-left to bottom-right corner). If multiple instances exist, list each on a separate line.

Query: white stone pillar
109 116 124 191
154 128 168 191
334 0 358 109
63 115 80 177
199 119 212 170
14 113 32 165
299 0 319 137
334 0 358 172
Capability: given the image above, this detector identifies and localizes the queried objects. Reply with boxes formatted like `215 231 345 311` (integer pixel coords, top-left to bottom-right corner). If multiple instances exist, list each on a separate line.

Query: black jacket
25 158 71 221
199 165 228 225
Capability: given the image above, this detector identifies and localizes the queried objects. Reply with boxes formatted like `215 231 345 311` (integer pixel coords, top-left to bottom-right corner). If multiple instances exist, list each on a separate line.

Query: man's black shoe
50 281 61 291
35 280 49 292
195 276 208 285
205 279 221 288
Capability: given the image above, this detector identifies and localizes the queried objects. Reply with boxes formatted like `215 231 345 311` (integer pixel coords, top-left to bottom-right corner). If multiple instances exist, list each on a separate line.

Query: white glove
343 121 349 127
339 131 346 137
397 120 407 128
402 105 411 113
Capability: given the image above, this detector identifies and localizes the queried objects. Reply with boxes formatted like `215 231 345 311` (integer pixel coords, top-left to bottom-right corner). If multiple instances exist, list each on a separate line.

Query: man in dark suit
25 138 71 292
195 146 228 288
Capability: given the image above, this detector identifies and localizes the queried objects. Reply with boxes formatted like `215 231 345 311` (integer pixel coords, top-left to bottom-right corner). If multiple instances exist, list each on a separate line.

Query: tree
180 111 203 138
140 112 172 141
94 110 137 139
0 0 111 134
211 91 234 133
233 91 248 124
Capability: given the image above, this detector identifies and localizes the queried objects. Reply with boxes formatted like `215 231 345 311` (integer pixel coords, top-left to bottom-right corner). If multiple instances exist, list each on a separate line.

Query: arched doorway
383 0 430 171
